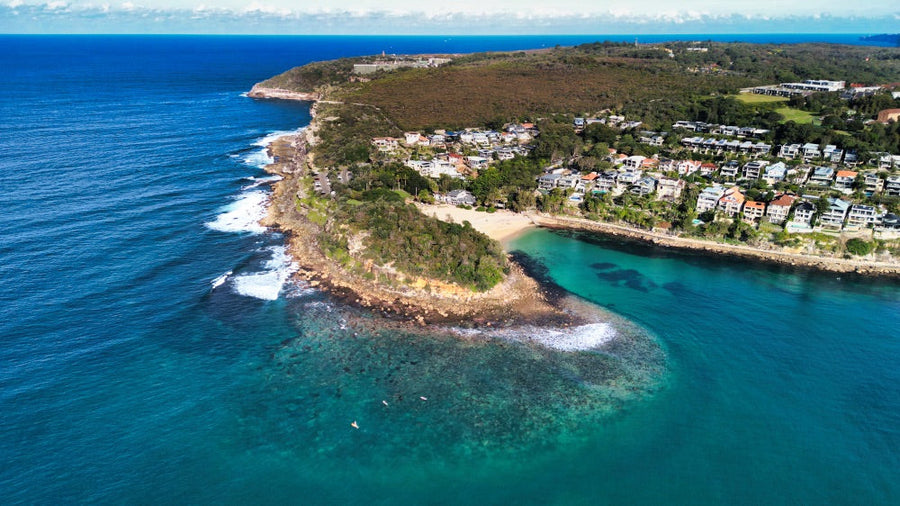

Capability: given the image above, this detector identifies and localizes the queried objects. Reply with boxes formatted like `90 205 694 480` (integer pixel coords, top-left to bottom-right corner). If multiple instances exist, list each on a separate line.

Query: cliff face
247 84 319 101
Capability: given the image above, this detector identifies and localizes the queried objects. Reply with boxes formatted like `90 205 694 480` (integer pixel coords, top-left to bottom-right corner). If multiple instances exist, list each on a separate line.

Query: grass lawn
734 93 790 104
774 106 820 125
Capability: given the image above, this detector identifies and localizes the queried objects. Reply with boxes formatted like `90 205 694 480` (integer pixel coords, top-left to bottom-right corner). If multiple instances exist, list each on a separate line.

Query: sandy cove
418 204 900 277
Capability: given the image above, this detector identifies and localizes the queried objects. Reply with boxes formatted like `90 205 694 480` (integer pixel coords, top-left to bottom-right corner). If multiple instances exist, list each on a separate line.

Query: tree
845 238 873 256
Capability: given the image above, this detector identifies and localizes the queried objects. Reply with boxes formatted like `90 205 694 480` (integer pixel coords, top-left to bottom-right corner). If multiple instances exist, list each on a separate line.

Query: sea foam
242 128 304 169
241 175 283 190
204 190 268 234
524 323 616 351
232 245 298 301
458 322 617 352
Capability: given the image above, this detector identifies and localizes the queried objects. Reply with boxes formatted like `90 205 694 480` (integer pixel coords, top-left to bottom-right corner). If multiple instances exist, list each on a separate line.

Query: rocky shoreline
247 85 319 101
259 132 571 327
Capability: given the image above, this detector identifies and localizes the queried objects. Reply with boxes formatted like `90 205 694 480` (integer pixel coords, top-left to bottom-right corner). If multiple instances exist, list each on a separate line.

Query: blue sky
2 1 898 34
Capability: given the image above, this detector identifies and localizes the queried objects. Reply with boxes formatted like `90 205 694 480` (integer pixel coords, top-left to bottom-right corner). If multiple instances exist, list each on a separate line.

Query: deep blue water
1 35 899 504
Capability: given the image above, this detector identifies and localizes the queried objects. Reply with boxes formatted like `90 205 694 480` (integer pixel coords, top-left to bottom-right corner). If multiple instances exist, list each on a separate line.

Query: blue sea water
0 35 898 504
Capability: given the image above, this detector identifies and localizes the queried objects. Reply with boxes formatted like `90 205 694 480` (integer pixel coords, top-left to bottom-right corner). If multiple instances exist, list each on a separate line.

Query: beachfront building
718 186 746 217
742 200 766 222
792 201 816 225
766 194 796 224
618 168 643 185
819 198 850 228
656 177 685 202
629 177 657 196
444 189 476 206
847 204 881 227
696 185 726 214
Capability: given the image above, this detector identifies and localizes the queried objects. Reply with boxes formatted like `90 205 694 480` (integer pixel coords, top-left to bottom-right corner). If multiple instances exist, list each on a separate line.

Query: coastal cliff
247 84 319 101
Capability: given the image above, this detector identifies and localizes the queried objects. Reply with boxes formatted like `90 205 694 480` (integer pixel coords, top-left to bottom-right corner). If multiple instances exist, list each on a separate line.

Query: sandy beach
416 204 538 244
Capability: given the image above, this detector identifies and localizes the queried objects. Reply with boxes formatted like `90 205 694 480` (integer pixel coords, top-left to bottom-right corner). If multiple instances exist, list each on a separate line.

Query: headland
249 41 900 317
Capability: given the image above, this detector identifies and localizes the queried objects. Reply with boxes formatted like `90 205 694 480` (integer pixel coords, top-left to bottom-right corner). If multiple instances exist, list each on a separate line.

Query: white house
696 185 726 214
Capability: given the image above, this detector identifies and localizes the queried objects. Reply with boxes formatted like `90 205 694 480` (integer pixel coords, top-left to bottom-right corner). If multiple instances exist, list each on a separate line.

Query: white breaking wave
211 270 232 290
242 128 305 169
524 323 616 351
453 322 617 352
204 190 268 234
232 245 298 301
241 175 283 190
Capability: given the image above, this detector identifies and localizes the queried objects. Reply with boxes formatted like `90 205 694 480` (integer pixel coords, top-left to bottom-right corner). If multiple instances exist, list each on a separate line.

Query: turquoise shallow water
508 229 900 504
1 35 899 504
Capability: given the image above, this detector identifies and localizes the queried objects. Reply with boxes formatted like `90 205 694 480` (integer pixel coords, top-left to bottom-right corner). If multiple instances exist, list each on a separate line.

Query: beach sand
417 204 538 244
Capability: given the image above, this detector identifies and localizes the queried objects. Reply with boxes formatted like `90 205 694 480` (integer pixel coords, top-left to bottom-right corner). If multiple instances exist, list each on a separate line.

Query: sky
1 0 898 34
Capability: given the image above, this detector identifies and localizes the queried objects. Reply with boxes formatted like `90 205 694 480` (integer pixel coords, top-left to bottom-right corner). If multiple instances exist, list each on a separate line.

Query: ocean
1 35 898 504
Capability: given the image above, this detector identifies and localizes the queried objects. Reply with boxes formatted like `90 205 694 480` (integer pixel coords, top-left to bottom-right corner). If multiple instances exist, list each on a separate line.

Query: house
718 186 746 216
618 168 643 185
472 132 490 145
763 162 788 183
834 170 858 192
656 177 685 201
766 194 795 224
847 204 880 227
742 161 768 179
720 161 740 178
823 145 843 163
622 155 646 169
466 156 489 169
557 174 581 189
819 198 850 228
404 132 423 145
884 176 900 197
593 172 618 193
880 213 900 230
801 143 821 160
742 200 766 222
780 143 801 159
862 172 884 195
696 185 726 214
372 137 399 152
676 160 701 176
630 176 657 196
809 166 835 186
699 162 718 176
792 201 816 225
446 189 476 206
538 173 563 190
